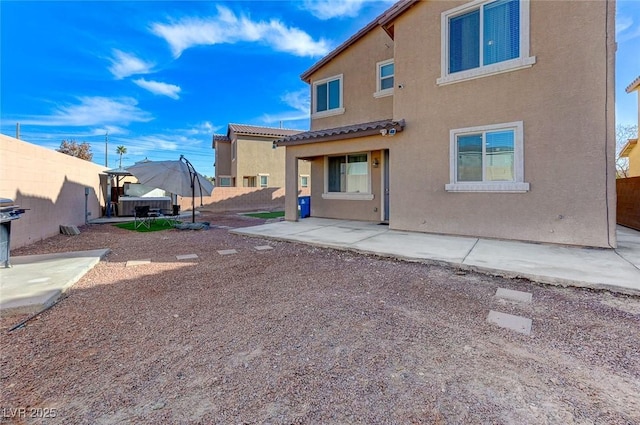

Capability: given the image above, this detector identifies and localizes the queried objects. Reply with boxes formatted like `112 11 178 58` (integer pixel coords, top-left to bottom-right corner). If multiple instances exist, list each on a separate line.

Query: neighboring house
622 76 640 177
213 124 310 189
277 0 616 248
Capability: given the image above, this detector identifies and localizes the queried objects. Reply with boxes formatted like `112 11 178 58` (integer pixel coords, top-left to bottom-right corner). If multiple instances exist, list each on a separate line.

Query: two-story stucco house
621 76 640 177
214 124 310 189
277 0 616 248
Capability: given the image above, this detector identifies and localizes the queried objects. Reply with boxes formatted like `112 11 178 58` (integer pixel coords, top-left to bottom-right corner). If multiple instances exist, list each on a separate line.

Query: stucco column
284 150 299 222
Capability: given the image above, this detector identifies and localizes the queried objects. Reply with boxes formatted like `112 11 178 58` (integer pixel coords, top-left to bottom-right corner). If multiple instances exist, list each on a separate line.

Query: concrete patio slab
351 230 477 264
464 239 640 293
616 226 640 269
487 310 532 335
231 220 640 295
495 288 532 303
0 249 109 315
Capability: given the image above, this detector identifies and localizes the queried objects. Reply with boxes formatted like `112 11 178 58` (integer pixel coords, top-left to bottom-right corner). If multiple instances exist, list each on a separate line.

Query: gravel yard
1 211 639 424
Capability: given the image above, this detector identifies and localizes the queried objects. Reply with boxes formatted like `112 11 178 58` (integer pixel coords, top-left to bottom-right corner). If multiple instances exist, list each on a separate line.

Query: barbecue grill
1 198 27 268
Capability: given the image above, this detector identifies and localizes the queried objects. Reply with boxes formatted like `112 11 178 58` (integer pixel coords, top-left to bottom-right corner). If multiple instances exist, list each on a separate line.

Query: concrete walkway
0 249 109 315
231 219 640 296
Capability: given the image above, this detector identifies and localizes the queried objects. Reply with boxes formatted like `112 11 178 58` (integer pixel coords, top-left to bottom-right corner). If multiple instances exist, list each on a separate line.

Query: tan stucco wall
308 28 395 131
0 134 107 248
233 135 310 189
627 144 640 177
285 0 616 248
387 0 616 247
214 140 231 177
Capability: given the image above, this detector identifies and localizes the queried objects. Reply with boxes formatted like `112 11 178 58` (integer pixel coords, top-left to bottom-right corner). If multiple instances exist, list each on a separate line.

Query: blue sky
1 0 639 177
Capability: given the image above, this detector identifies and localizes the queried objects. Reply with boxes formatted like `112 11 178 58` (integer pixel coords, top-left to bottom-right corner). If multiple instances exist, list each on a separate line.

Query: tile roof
213 135 231 142
300 0 419 82
275 119 405 147
228 124 303 137
626 76 640 93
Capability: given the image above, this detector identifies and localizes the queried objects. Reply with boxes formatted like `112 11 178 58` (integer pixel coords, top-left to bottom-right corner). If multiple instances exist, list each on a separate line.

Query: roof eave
276 119 405 147
300 0 418 83
620 139 638 157
626 76 640 93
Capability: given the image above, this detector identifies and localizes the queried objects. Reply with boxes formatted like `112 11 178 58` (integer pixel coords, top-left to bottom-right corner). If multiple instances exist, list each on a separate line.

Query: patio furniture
133 206 151 229
158 205 180 226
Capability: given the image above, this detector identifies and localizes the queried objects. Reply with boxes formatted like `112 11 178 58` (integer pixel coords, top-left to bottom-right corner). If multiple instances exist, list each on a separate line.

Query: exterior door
383 149 390 222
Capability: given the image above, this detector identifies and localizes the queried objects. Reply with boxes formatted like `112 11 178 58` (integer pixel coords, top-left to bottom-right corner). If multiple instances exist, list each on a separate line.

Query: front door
383 149 390 222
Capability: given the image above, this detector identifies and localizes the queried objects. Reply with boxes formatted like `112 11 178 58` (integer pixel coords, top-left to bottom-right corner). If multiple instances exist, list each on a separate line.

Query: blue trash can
298 196 310 218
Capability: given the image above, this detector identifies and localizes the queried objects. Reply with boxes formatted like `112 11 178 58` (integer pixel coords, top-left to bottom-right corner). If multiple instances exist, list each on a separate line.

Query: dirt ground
1 211 639 424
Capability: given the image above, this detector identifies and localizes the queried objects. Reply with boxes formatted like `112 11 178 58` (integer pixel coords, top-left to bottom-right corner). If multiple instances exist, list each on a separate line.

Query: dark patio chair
134 205 151 229
158 205 180 226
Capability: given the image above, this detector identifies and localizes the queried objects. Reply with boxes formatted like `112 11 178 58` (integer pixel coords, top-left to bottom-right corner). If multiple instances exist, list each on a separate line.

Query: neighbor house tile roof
228 124 302 138
626 76 640 93
275 119 406 147
213 135 231 142
300 0 419 82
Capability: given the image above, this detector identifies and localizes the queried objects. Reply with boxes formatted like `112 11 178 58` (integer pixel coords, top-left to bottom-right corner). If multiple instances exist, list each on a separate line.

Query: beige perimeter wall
0 134 107 248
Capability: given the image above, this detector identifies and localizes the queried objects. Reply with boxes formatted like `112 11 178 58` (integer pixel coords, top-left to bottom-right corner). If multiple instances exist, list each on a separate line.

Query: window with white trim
300 175 309 188
232 140 236 161
445 121 529 192
259 174 269 188
218 176 232 187
438 0 535 85
374 59 394 98
322 153 374 200
312 74 344 118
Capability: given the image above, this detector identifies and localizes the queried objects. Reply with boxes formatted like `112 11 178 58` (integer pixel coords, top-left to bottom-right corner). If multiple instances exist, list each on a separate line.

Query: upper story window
259 174 269 188
445 121 529 192
374 59 394 98
312 74 344 119
438 0 535 86
232 140 236 161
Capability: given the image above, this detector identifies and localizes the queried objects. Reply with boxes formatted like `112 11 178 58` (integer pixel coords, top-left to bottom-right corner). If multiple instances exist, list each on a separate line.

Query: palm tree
116 145 127 168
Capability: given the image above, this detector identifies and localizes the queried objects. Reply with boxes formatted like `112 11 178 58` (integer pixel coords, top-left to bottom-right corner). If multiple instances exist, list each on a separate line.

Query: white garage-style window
312 74 344 118
445 121 529 192
322 153 374 200
438 0 536 85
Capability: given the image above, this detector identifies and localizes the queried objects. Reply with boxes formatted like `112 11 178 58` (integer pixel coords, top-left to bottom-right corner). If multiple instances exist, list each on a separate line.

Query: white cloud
302 0 395 20
20 97 153 127
281 89 310 114
259 89 311 126
150 6 331 58
108 49 155 79
133 78 181 99
616 15 633 35
302 0 367 20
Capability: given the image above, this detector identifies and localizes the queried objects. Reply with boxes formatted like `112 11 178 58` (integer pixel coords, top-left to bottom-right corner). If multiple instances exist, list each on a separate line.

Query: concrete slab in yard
231 218 351 239
176 254 198 260
615 226 640 269
254 245 273 251
351 230 478 264
126 259 151 267
285 225 388 247
496 288 532 303
465 239 640 292
0 249 109 315
217 249 238 255
487 310 532 335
